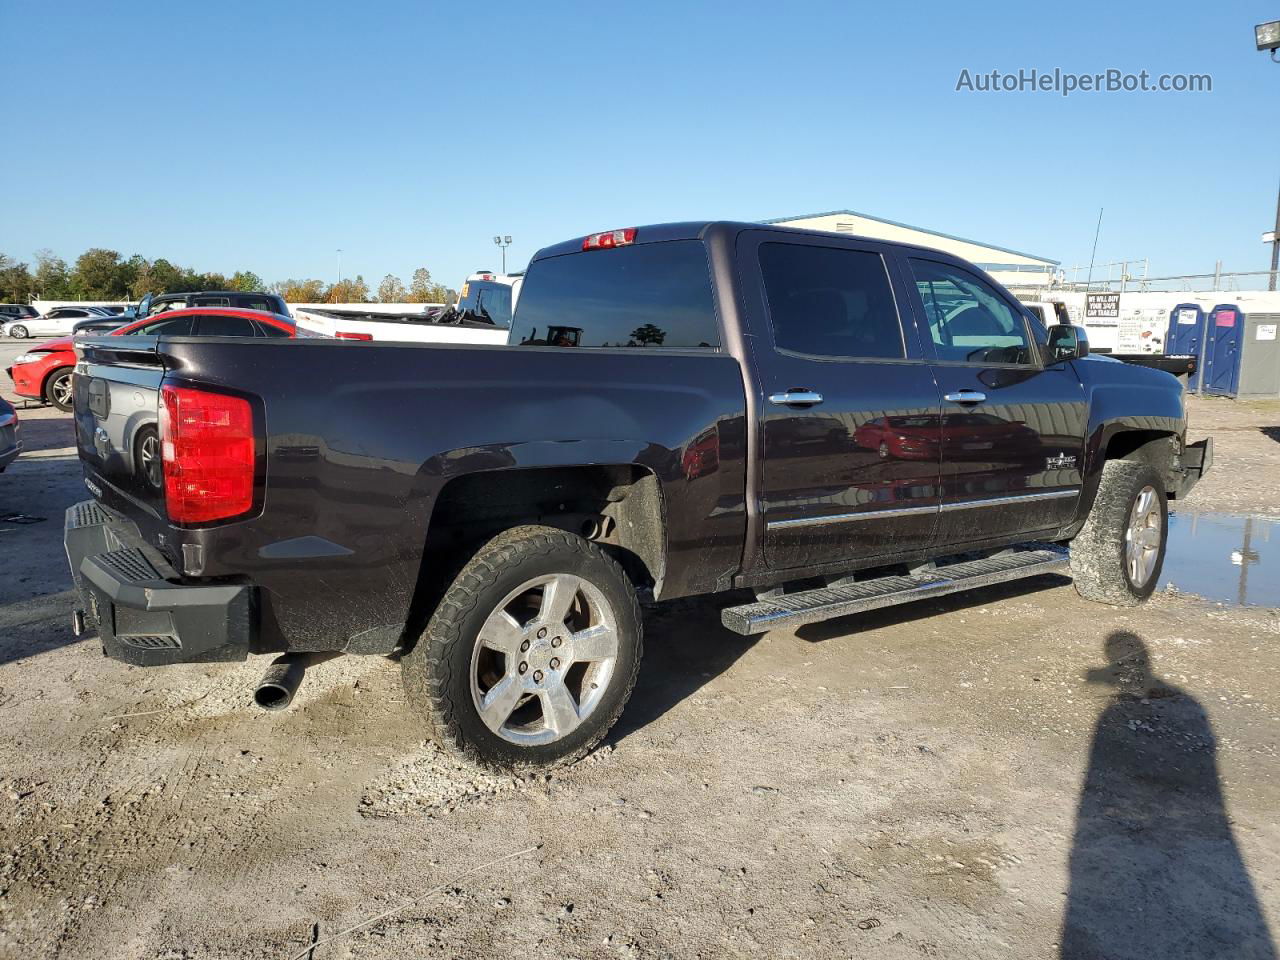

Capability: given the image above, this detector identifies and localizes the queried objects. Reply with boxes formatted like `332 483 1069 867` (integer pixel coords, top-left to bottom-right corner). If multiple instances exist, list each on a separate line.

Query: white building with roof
766 209 1059 295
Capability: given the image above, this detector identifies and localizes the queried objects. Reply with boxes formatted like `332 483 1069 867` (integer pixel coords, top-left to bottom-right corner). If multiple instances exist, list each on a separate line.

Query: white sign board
1177 308 1198 325
1258 323 1278 341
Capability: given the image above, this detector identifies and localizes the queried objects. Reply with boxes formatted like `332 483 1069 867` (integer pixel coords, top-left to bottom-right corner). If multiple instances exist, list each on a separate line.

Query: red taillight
582 228 637 251
335 331 373 341
160 384 255 525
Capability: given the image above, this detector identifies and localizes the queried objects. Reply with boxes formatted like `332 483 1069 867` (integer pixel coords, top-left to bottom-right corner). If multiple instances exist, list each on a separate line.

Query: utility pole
1255 21 1280 288
1269 177 1280 291
336 249 343 287
1086 208 1103 289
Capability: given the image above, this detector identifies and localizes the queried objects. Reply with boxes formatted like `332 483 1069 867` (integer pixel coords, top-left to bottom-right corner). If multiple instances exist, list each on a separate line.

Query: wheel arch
396 461 667 655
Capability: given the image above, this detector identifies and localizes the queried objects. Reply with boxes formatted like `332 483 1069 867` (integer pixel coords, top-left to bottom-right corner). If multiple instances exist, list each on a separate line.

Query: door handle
768 390 824 407
943 390 986 404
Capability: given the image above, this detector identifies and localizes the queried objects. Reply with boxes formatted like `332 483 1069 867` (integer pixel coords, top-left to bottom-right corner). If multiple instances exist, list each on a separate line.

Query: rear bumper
1171 437 1212 499
64 500 254 666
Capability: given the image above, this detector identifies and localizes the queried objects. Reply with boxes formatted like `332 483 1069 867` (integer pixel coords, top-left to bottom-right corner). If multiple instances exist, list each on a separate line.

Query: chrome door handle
768 390 824 406
943 390 986 404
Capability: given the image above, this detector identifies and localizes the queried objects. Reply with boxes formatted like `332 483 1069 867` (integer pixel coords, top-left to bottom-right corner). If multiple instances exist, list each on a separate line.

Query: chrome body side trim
766 488 1078 530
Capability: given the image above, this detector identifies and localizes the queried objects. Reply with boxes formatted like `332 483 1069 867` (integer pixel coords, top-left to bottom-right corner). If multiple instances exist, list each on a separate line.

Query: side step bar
720 547 1069 636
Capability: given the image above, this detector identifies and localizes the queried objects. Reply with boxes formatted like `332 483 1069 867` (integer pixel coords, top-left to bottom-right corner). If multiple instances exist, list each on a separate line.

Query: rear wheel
44 368 74 412
1070 460 1167 606
134 428 162 490
9 324 28 339
401 525 643 770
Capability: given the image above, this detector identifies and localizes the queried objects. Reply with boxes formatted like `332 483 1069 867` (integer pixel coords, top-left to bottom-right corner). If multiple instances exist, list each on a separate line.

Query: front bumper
8 363 44 400
64 500 254 666
1172 437 1212 500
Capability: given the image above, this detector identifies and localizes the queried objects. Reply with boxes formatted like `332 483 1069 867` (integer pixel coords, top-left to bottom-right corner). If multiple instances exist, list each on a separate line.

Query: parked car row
7 305 298 411
2 305 119 339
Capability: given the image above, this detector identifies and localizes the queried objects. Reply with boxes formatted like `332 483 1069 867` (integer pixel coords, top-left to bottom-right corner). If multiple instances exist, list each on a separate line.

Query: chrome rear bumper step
720 547 1069 636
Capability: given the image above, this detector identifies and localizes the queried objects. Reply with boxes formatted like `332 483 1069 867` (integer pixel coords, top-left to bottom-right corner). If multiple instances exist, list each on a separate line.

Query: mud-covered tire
44 368 74 412
1069 460 1167 606
401 524 643 770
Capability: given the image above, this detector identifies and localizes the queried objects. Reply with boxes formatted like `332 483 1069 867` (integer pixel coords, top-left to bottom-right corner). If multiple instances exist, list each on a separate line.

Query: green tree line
0 249 456 305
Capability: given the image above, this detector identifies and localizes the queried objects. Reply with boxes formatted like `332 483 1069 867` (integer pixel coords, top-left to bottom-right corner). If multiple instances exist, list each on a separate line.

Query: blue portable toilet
1166 303 1205 359
1201 304 1243 397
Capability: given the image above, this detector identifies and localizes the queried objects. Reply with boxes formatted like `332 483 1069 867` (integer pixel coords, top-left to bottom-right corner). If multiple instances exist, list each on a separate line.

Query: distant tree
377 274 408 303
630 323 666 346
406 267 453 304
131 258 185 297
406 267 435 303
193 271 230 291
325 275 371 303
229 270 265 293
0 255 34 303
71 248 128 299
273 278 328 302
33 250 73 299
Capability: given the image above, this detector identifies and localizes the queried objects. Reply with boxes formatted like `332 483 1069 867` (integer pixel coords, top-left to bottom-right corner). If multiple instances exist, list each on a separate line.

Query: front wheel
1069 460 1167 606
45 368 74 412
401 525 643 770
9 324 29 339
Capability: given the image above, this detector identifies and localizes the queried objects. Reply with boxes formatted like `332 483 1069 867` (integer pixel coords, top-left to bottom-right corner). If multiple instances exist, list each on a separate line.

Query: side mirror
1046 323 1089 362
136 293 152 318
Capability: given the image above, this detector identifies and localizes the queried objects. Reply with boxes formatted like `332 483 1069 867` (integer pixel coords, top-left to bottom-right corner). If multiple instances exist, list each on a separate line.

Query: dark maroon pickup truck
64 221 1210 768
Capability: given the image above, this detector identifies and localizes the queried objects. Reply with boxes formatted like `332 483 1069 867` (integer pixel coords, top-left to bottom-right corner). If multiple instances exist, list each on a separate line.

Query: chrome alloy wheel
1124 484 1162 588
50 373 73 408
469 573 619 746
138 433 162 489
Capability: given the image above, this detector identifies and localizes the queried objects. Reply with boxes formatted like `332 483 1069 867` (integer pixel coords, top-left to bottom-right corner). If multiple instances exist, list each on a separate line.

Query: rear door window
236 297 272 312
194 314 259 337
758 242 905 359
512 240 719 348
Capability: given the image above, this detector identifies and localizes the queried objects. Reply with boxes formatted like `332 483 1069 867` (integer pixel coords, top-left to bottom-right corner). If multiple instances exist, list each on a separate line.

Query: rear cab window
512 240 719 349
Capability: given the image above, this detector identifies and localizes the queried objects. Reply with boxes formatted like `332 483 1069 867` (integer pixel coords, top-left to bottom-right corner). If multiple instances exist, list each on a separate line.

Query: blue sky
3 0 1279 289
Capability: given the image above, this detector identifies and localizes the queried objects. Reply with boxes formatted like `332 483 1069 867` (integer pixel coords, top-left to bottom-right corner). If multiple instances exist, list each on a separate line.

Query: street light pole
1256 20 1280 289
336 249 343 287
1269 177 1280 291
494 235 512 275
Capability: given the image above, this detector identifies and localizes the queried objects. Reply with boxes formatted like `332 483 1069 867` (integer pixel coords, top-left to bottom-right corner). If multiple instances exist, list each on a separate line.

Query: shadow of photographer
1061 631 1275 959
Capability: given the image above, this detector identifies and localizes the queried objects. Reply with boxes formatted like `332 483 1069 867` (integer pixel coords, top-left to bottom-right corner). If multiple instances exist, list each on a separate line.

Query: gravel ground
1 361 1278 960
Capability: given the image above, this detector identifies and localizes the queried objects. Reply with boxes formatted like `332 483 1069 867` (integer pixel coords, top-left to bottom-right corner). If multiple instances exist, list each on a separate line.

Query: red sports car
854 413 1039 462
7 308 295 412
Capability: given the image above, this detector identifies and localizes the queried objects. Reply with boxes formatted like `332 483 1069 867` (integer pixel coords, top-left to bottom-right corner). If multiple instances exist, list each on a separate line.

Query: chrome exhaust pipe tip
254 656 304 711
253 652 340 711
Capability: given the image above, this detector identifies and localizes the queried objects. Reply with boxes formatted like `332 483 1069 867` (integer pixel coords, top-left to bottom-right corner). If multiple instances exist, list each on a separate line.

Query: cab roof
529 221 977 267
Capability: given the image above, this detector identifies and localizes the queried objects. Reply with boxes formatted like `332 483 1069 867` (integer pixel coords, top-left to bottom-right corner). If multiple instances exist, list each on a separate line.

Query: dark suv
0 304 38 322
72 291 290 334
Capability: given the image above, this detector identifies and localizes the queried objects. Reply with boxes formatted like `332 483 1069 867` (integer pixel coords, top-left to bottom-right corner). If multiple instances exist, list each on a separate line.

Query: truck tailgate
73 336 168 519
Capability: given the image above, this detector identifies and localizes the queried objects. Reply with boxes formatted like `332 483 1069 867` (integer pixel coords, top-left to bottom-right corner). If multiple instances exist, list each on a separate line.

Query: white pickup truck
1020 299 1197 379
293 273 521 344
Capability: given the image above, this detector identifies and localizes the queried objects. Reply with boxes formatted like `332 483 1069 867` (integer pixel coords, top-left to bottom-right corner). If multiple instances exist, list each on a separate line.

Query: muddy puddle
1161 511 1279 607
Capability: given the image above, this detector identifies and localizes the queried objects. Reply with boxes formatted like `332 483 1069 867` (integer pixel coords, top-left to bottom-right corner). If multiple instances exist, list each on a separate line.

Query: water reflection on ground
1161 511 1279 607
